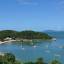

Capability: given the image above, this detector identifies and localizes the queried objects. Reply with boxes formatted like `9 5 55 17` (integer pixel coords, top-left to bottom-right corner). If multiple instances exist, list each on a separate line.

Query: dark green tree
50 60 61 64
4 53 15 63
35 58 46 64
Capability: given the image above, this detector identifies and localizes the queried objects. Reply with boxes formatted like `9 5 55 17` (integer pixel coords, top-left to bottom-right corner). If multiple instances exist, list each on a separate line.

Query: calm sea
0 38 64 64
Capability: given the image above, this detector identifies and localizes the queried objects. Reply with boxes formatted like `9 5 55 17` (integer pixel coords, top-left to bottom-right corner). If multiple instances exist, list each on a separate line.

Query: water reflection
45 45 49 49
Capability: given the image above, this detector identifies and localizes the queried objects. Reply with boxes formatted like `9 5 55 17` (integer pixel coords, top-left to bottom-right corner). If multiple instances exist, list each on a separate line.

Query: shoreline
0 40 16 44
0 38 56 44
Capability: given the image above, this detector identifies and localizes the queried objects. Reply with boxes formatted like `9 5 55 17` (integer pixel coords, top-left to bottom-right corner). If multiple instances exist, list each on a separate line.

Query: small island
0 30 52 44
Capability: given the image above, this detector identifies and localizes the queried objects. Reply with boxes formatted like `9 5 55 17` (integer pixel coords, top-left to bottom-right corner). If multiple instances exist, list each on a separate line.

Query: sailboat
21 44 25 50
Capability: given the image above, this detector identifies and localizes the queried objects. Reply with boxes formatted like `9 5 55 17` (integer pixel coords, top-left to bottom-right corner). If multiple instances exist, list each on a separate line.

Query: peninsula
0 30 52 43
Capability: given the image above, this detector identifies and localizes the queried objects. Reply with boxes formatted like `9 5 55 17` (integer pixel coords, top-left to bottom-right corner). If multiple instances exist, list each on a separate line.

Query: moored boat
52 38 56 41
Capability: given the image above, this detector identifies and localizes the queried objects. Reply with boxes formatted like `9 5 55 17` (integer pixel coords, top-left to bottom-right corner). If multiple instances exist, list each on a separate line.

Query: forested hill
0 30 52 40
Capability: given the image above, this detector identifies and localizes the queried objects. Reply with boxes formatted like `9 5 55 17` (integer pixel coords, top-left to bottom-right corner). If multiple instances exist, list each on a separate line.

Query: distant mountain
44 30 64 38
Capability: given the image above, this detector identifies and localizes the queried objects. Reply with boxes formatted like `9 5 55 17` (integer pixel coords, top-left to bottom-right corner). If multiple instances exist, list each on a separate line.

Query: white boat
52 38 56 41
21 47 25 50
33 45 37 48
21 45 25 50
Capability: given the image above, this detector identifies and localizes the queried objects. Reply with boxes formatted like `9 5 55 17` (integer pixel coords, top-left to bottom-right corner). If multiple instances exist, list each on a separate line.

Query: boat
33 45 37 48
52 38 56 41
22 47 25 50
21 45 25 50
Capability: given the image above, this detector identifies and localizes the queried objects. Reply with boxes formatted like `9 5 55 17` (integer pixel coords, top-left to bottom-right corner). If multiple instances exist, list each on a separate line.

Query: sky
0 0 64 31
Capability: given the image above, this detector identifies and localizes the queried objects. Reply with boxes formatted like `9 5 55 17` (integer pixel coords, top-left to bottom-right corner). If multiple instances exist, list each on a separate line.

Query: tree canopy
0 30 52 41
0 53 21 64
0 53 61 64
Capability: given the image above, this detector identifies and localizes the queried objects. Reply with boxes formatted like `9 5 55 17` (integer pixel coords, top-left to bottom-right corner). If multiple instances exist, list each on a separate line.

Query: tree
50 60 61 64
4 53 15 63
24 61 34 64
35 58 46 64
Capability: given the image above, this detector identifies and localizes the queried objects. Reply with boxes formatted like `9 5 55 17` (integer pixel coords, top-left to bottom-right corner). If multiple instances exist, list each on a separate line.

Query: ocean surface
0 38 64 64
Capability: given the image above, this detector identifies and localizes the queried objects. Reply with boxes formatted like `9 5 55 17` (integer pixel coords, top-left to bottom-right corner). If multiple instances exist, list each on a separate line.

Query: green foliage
24 61 34 64
0 30 17 41
50 60 61 64
0 30 52 41
4 53 15 63
0 53 62 64
24 58 47 64
0 53 21 64
24 58 62 64
35 58 45 64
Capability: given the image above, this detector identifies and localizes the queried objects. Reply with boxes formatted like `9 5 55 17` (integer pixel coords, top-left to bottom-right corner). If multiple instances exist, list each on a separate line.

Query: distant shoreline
0 30 53 44
0 38 56 44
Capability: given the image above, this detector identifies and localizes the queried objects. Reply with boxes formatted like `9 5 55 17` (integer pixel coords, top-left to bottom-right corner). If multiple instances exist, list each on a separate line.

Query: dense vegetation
0 30 52 41
0 53 21 64
24 58 61 64
0 53 61 64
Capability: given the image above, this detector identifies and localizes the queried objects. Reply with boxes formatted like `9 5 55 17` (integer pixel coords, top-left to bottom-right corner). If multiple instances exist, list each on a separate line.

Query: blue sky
0 0 64 31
